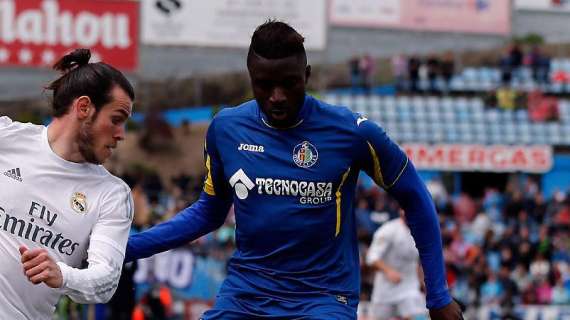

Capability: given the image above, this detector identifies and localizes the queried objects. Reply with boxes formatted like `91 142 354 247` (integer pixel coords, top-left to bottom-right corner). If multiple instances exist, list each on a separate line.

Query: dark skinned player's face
248 53 311 128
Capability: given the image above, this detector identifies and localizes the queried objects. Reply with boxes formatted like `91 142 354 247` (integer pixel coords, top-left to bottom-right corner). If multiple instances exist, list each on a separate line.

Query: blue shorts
200 294 357 319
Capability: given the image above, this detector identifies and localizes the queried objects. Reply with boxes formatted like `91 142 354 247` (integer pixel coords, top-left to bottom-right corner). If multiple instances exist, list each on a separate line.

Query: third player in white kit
366 213 428 320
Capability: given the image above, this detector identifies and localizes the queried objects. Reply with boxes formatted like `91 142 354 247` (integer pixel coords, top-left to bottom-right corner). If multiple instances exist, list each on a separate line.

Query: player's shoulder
214 100 256 121
312 96 357 120
374 218 399 236
310 96 367 129
92 167 131 196
208 100 257 138
0 116 12 127
0 116 44 139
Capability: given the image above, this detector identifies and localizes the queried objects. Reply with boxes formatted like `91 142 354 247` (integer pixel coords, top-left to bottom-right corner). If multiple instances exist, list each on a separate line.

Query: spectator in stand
391 53 407 91
537 225 553 258
426 55 440 93
512 264 533 294
528 46 544 84
499 47 513 85
554 201 570 226
509 43 524 82
498 265 519 307
440 52 455 94
360 54 375 94
530 253 551 281
500 245 517 270
408 55 421 93
517 232 536 269
496 85 517 110
535 278 553 304
349 55 362 93
552 278 570 304
453 193 477 225
470 211 492 245
531 193 548 224
527 90 560 122
480 271 504 305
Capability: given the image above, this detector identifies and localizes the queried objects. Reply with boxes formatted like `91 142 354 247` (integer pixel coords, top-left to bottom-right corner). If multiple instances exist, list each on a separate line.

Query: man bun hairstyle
247 20 306 65
46 48 135 118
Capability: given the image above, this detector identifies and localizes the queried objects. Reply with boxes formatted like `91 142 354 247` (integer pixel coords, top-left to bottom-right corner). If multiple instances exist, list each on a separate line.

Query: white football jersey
366 218 422 303
0 117 133 319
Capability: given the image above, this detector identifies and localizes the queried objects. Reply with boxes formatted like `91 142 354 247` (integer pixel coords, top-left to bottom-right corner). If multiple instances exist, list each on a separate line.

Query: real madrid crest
293 141 318 168
71 192 88 214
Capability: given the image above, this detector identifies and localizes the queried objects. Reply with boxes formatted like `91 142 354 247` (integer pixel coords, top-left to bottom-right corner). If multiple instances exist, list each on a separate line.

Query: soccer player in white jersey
366 211 428 320
0 48 134 319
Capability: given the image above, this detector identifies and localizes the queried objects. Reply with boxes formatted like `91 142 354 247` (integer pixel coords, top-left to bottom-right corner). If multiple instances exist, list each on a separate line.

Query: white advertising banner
515 0 570 11
142 0 327 50
402 144 553 173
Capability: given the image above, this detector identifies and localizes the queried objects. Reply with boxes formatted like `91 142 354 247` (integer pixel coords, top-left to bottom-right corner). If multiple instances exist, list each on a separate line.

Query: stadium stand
323 94 570 146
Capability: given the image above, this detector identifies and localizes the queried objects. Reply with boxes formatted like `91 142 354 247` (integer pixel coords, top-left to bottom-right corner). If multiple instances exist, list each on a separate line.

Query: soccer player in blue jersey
125 21 463 319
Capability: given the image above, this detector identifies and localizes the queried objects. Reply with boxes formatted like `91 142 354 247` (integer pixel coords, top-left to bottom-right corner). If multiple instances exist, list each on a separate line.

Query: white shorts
371 294 427 320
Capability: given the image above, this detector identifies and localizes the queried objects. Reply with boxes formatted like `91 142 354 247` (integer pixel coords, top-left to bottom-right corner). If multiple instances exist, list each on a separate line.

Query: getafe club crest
71 192 88 214
293 141 318 168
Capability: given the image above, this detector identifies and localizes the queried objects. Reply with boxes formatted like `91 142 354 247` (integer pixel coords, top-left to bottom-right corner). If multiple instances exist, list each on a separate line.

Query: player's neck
47 118 86 163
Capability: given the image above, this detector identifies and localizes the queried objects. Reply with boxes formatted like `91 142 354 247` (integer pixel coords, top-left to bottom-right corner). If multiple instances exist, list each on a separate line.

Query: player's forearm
125 192 231 262
57 260 121 304
372 259 396 274
388 163 451 309
56 239 125 304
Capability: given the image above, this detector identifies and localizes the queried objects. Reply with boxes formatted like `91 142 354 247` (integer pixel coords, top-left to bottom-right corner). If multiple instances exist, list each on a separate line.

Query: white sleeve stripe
63 267 119 294
120 183 133 220
58 261 121 303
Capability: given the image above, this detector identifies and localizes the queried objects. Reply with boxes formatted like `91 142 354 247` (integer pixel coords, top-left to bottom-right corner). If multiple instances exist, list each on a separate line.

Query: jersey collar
259 95 312 130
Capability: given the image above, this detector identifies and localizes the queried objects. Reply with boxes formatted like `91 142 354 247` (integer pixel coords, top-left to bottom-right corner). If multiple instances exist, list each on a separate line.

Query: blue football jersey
126 95 451 319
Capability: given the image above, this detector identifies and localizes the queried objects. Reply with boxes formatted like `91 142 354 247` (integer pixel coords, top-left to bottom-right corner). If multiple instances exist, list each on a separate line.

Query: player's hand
385 269 402 284
19 246 63 288
428 299 464 320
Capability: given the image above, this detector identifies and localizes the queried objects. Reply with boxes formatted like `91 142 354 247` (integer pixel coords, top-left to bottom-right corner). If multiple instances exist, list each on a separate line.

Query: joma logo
238 143 264 153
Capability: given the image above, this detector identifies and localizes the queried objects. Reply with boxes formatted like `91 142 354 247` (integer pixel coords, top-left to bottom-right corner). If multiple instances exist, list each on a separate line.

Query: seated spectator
527 90 560 122
391 53 407 91
498 265 519 307
535 278 553 304
470 212 491 245
359 54 375 94
530 253 551 281
426 55 440 93
496 86 517 110
511 264 533 293
554 203 570 227
440 52 455 94
408 55 421 93
349 55 362 93
480 271 504 305
552 278 570 304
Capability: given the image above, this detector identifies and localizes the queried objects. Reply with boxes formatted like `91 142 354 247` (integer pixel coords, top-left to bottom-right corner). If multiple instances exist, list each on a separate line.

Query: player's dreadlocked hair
46 48 134 118
247 20 306 65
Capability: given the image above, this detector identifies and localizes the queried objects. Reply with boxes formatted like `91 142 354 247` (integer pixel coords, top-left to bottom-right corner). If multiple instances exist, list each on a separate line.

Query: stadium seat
515 109 529 122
